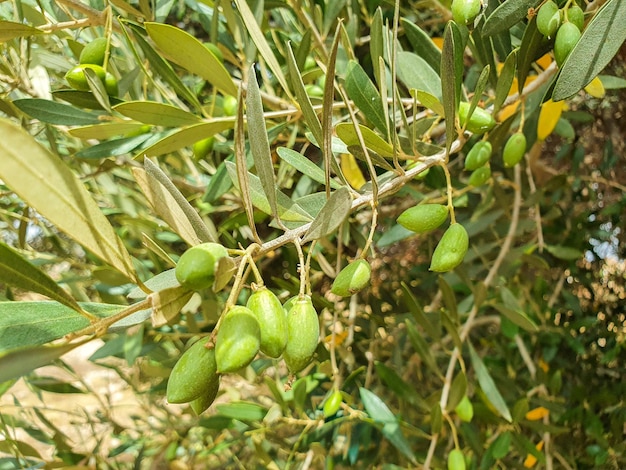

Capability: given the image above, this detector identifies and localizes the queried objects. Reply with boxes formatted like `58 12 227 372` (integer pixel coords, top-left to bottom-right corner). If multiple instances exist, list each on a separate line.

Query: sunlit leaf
413 90 444 116
468 342 512 422
149 286 193 327
145 22 237 96
340 153 366 190
396 51 442 99
0 243 84 315
537 99 564 140
400 18 441 74
216 401 267 422
344 60 388 135
302 187 352 243
113 101 202 126
335 123 394 158
0 20 43 42
276 147 342 190
584 76 606 99
68 121 148 140
553 0 626 101
0 119 137 282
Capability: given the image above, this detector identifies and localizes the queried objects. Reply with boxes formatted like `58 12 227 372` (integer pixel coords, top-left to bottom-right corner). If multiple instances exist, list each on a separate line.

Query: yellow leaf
538 358 549 373
523 440 544 468
325 330 349 346
498 101 519 122
536 53 552 71
525 406 550 421
537 99 563 141
341 153 366 190
584 76 605 98
432 37 444 50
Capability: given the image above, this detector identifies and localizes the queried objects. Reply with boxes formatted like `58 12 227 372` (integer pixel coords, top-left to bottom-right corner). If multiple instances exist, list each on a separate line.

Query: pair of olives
65 37 118 96
536 1 584 66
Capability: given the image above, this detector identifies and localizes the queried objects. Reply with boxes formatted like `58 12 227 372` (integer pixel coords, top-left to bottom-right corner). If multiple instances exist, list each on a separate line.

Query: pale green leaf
370 8 385 86
545 244 583 260
447 372 467 411
468 342 512 422
127 269 178 299
0 302 124 353
0 243 83 314
0 20 43 42
0 119 137 281
400 18 441 74
145 22 237 96
344 60 388 135
413 90 444 116
232 0 292 99
276 147 342 189
553 0 626 101
13 99 103 126
396 51 442 99
113 101 202 127
302 187 352 243
136 119 234 158
335 122 394 158
69 121 149 140
441 22 458 153
149 286 194 327
494 50 517 113
216 401 267 422
74 134 152 160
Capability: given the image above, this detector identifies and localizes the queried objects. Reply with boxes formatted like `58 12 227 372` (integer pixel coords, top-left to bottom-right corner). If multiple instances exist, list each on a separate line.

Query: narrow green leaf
13 99 103 126
136 119 234 158
286 43 323 148
246 67 280 225
494 287 539 332
0 302 124 353
335 123 394 158
127 269 178 299
483 0 540 37
0 341 89 383
413 90 444 116
370 8 385 86
0 243 83 314
441 22 457 153
113 101 202 126
0 119 137 282
145 22 237 96
143 158 216 243
216 401 267 422
400 18 441 74
0 20 43 42
544 244 583 260
553 0 626 100
68 121 148 140
401 282 440 340
302 187 352 243
232 0 292 99
344 60 388 135
276 147 342 189
225 161 312 224
438 276 458 323
517 17 549 95
75 134 151 160
83 67 111 113
396 51 442 99
406 320 441 378
447 372 467 411
468 342 512 422
375 362 429 411
494 49 517 114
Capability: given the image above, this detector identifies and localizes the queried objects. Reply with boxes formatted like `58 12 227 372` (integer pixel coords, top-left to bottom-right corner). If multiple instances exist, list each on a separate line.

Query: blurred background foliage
0 0 625 468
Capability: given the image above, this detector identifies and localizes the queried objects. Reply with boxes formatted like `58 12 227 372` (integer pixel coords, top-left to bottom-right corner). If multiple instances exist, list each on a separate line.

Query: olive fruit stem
360 200 378 259
293 238 308 297
441 163 457 224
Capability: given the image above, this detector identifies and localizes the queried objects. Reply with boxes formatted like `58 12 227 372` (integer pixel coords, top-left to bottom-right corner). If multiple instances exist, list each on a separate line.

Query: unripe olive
193 137 215 160
65 64 107 91
104 72 118 97
331 259 372 297
222 95 237 116
554 22 581 67
215 306 261 373
282 295 300 316
166 339 219 404
283 297 319 373
429 223 469 272
502 132 527 168
468 165 491 186
305 84 324 98
464 141 492 171
536 0 561 38
189 376 221 415
175 242 230 291
397 204 449 234
454 395 474 422
451 0 482 25
567 5 584 31
458 102 496 135
304 56 317 70
448 449 467 470
246 286 288 358
323 389 343 418
79 37 108 66
204 42 224 63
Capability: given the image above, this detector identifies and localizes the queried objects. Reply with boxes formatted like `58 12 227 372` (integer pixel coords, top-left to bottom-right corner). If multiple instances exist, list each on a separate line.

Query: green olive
79 37 108 66
464 141 493 171
166 339 219 404
429 223 469 272
222 95 238 116
458 102 496 135
323 389 343 418
398 204 449 234
204 42 224 64
283 297 319 373
193 137 215 160
189 376 221 415
554 22 581 67
447 449 467 470
175 242 230 291
331 259 372 297
215 306 261 373
104 72 118 97
246 286 288 358
502 132 527 168
65 64 107 91
451 0 482 25
567 5 584 31
536 0 561 38
454 395 474 422
468 165 491 186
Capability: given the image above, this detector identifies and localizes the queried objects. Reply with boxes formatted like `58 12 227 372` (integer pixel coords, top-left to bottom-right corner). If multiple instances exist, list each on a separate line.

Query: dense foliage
1 0 625 468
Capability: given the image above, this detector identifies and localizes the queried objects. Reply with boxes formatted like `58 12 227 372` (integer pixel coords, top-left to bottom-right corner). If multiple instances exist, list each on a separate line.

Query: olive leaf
69 121 149 140
302 187 352 243
483 0 540 37
149 286 194 327
344 60 388 135
276 147 342 190
0 20 43 42
0 243 85 316
0 118 138 282
13 99 103 126
113 101 202 127
335 123 394 158
145 22 237 96
396 51 442 99
468 342 513 422
400 18 441 74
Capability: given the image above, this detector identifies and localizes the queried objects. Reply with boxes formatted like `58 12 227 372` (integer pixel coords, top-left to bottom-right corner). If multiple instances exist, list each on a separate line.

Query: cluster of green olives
65 37 118 96
167 243 321 414
536 1 584 66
